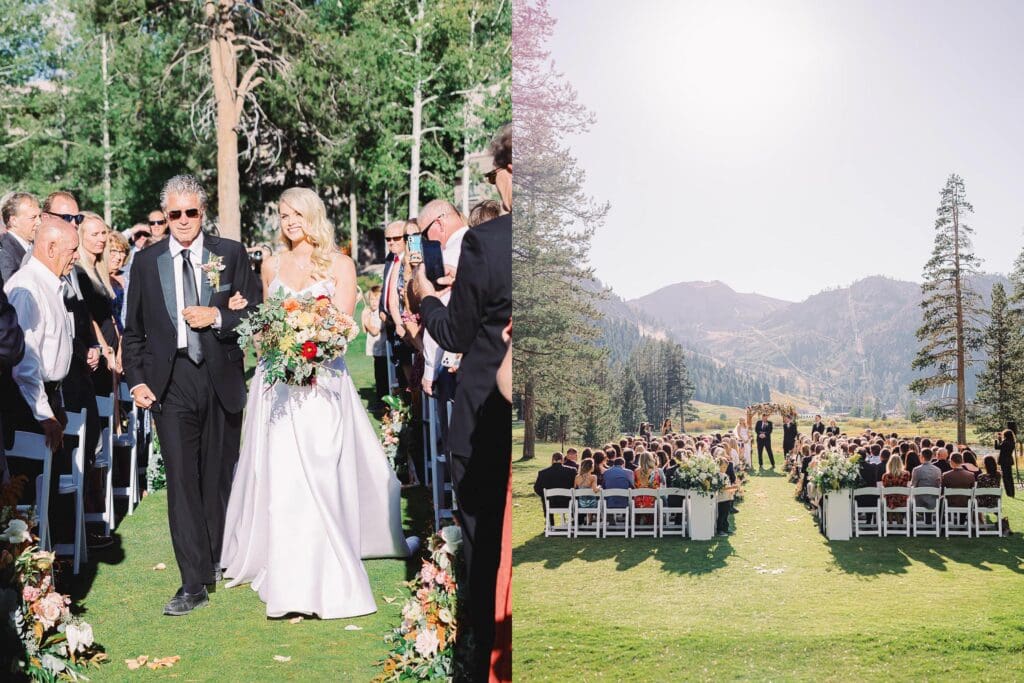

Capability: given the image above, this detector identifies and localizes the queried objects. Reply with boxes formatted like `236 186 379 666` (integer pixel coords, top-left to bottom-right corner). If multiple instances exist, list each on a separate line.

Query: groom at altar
123 175 261 616
755 413 774 469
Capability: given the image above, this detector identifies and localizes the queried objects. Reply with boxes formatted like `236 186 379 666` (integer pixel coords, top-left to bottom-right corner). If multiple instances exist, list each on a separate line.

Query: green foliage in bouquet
809 452 862 493
380 394 412 474
672 453 730 496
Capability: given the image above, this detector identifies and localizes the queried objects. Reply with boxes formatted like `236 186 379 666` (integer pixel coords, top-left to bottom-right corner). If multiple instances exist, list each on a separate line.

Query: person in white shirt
415 200 469 398
4 215 79 451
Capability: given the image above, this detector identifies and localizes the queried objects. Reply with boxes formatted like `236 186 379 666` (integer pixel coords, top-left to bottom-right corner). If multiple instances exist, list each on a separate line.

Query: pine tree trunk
953 195 967 443
101 33 112 225
349 156 358 265
522 378 536 461
208 0 242 242
407 0 425 219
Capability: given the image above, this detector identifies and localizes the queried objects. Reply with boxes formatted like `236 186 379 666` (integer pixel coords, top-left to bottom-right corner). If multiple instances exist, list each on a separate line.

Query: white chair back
600 488 631 537
6 431 53 550
852 487 882 537
973 487 1003 536
543 488 573 537
942 487 974 537
909 486 941 537
571 488 601 537
657 488 688 537
629 488 660 537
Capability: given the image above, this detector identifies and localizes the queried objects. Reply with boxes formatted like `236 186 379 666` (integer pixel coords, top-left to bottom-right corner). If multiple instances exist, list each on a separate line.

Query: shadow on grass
826 534 1024 576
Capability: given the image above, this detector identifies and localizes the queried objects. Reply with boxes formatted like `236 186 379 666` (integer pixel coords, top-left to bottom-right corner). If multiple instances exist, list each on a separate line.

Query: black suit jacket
420 214 511 458
122 234 261 414
811 421 825 435
0 282 26 458
0 232 27 283
782 421 798 448
533 464 576 508
755 420 773 441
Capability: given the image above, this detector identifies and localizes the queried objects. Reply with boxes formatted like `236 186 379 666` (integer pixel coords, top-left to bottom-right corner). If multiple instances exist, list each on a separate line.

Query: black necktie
180 249 203 364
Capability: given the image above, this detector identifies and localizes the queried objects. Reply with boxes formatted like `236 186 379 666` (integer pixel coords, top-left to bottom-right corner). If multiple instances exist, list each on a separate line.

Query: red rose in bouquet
301 341 318 360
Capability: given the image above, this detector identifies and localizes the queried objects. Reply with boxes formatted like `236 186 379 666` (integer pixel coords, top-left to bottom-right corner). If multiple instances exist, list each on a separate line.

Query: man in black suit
416 211 511 682
782 416 798 457
123 175 261 616
0 274 25 482
811 414 825 436
563 447 579 471
755 413 774 469
533 452 575 521
0 192 40 282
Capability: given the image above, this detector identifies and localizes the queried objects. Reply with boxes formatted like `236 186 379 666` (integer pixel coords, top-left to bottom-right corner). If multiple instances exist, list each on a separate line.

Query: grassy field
512 424 1024 681
65 303 426 681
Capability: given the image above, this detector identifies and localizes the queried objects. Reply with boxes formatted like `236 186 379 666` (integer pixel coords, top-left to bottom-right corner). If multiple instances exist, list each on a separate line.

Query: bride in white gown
220 187 408 619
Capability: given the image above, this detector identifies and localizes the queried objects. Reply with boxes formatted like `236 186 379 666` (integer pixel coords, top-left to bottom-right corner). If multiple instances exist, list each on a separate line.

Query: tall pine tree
910 173 984 443
975 283 1019 437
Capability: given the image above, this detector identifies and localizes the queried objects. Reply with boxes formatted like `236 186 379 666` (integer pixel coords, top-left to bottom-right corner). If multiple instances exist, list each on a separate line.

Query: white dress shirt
422 225 470 383
4 257 73 421
168 233 221 348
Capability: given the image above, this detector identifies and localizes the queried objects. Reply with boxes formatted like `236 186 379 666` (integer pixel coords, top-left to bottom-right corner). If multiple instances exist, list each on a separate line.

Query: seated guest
533 452 576 519
941 452 975 508
633 451 663 510
881 455 910 522
879 448 892 473
591 451 606 486
975 455 1002 509
933 447 952 473
961 450 980 476
623 449 637 471
563 447 579 470
573 459 601 512
601 457 633 509
856 449 880 507
904 450 920 474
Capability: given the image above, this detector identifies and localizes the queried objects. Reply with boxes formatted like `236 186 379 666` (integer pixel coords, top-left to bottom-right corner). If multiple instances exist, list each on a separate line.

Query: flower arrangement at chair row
671 453 731 495
0 477 105 680
379 394 412 474
376 525 462 682
809 452 862 493
236 292 359 387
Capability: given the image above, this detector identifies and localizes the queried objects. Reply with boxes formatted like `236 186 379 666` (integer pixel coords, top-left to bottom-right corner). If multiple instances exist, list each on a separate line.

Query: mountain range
597 274 1010 412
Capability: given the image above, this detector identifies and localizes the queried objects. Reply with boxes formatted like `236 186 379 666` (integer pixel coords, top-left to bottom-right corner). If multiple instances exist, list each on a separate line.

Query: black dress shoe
163 587 209 616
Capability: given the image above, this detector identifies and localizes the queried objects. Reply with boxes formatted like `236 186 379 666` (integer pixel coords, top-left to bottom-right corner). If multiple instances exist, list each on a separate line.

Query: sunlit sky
546 0 1024 302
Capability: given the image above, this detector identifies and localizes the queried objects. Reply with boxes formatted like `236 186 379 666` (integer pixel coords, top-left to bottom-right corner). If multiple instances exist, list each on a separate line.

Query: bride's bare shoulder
328 251 356 277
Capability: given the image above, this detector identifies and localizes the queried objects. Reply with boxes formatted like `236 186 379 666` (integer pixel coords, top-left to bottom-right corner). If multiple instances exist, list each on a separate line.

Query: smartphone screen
407 234 423 264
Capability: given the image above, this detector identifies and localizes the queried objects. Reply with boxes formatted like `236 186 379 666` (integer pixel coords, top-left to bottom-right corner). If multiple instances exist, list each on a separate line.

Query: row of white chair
543 487 696 538
5 383 154 574
851 486 1003 537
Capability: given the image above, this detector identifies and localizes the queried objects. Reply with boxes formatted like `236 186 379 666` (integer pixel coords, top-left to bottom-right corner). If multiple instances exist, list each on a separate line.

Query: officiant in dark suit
415 210 511 682
755 413 774 469
782 417 798 457
123 175 261 616
811 415 825 436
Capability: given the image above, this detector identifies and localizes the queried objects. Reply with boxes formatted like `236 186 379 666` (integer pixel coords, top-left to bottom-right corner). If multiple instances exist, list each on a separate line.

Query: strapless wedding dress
221 277 408 619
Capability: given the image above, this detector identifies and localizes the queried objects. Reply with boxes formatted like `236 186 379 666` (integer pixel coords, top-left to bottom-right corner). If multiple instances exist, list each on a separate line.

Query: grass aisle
513 436 1024 681
70 306 422 681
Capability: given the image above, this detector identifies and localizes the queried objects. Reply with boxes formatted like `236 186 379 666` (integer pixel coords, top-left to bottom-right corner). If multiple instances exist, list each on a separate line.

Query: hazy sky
546 0 1024 302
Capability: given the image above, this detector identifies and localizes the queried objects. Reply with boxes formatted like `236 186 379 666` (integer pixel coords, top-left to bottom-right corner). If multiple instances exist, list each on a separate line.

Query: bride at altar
734 418 752 468
220 187 408 619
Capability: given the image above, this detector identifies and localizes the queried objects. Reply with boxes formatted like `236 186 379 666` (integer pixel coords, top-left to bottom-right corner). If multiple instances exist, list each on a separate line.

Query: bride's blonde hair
278 187 336 281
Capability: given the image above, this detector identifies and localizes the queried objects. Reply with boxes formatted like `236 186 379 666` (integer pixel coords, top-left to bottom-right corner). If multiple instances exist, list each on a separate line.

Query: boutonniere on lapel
201 254 226 289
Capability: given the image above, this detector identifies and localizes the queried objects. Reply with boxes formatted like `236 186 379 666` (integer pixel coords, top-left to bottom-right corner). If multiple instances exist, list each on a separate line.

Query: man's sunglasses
385 235 404 243
149 219 167 226
167 208 201 221
46 211 85 225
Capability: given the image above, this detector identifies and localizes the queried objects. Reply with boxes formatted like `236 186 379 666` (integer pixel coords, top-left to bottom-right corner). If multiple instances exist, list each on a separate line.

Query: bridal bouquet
672 453 730 496
236 292 359 386
809 452 861 493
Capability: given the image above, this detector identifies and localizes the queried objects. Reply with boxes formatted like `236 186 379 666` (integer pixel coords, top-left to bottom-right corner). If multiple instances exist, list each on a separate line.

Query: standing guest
468 200 502 228
4 217 77 516
485 123 512 214
0 273 25 482
811 414 825 436
996 428 1016 497
415 204 510 680
360 285 388 405
105 231 130 331
381 220 414 386
0 193 41 281
532 452 575 520
661 418 672 435
941 452 976 509
147 209 168 243
825 418 840 436
716 453 737 536
755 413 774 469
75 213 120 394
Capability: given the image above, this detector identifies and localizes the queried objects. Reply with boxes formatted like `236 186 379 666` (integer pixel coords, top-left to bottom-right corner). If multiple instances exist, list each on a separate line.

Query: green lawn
66 304 426 681
513 426 1024 681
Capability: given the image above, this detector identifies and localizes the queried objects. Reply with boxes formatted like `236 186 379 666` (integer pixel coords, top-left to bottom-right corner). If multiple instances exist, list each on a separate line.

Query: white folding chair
116 383 142 514
852 487 882 537
571 488 601 537
973 487 1002 536
942 488 974 537
658 488 688 537
86 395 115 536
910 486 941 537
629 488 660 537
55 411 88 574
6 432 53 550
599 488 631 538
542 488 573 537
880 486 910 537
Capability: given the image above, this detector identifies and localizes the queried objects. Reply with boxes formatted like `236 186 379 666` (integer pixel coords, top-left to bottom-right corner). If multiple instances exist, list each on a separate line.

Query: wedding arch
743 402 797 427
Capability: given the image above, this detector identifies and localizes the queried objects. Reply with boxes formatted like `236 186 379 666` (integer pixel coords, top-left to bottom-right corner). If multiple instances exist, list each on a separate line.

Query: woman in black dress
996 428 1016 497
76 212 121 396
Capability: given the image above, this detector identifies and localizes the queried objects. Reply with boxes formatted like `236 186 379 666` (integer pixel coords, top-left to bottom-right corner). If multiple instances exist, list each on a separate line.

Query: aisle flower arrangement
380 394 412 473
0 478 105 680
376 525 461 682
672 453 730 496
237 292 359 386
809 452 861 493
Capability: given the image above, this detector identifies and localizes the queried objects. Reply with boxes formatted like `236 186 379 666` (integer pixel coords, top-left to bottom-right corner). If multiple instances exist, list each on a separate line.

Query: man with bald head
4 215 79 454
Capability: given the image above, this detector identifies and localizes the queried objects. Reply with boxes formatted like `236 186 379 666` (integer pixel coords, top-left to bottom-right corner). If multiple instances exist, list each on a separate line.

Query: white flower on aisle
2 518 31 544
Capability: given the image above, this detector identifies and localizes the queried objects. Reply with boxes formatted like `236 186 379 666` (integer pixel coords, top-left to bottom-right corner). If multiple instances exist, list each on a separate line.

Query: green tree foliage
910 173 984 443
627 338 696 431
974 283 1019 437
